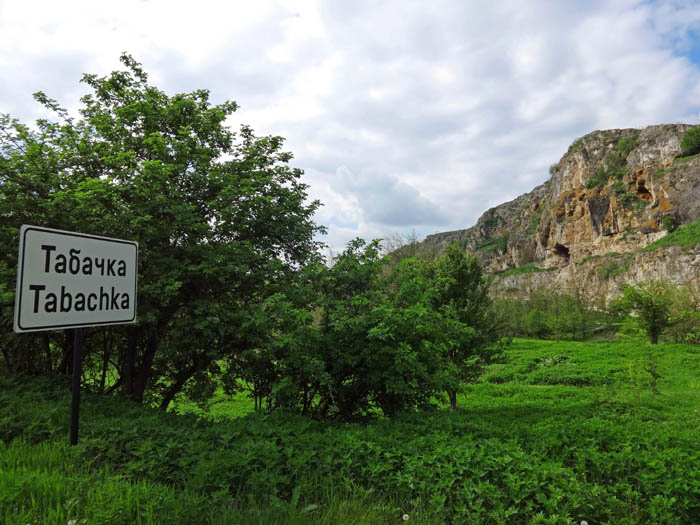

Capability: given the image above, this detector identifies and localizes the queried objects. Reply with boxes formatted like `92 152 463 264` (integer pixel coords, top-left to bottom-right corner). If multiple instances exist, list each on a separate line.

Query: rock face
422 124 700 304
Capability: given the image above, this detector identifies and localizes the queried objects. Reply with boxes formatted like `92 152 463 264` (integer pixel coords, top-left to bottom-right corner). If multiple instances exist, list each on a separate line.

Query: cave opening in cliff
553 243 570 263
636 180 652 200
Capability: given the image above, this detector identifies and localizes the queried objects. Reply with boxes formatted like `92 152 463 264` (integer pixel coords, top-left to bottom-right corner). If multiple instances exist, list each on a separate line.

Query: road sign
14 225 138 332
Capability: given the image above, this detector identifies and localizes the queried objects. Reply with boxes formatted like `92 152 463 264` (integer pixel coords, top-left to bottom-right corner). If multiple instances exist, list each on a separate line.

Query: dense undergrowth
2 338 700 524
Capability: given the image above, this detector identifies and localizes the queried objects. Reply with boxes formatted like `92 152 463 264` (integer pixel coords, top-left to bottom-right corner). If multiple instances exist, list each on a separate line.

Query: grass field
2 338 700 524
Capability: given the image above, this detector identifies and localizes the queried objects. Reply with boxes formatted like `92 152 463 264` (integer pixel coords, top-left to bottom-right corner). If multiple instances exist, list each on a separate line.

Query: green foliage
615 281 674 344
495 263 556 279
4 337 700 524
585 132 639 189
0 440 409 525
680 125 700 157
665 282 700 345
662 214 678 232
585 167 611 189
599 253 634 279
477 235 508 253
617 315 647 341
491 289 601 341
618 192 645 211
312 239 454 418
0 440 235 524
567 137 582 153
643 219 700 251
0 55 324 405
433 243 505 408
610 181 645 212
524 309 551 338
674 152 700 163
616 132 640 158
628 345 662 397
220 240 503 419
612 180 626 196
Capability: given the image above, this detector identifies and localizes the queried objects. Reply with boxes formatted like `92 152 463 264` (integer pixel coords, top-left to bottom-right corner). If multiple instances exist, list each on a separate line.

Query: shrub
619 192 645 211
567 137 583 153
477 235 508 253
680 126 700 157
495 263 555 279
585 132 639 189
612 181 627 197
616 132 640 157
525 309 551 338
662 215 678 233
617 281 674 344
599 253 634 279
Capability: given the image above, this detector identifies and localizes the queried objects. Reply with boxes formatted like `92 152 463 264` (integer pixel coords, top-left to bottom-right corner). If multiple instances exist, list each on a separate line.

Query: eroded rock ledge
422 124 700 304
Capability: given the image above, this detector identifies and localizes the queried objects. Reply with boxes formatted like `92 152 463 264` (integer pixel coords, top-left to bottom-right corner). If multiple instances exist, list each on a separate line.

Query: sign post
70 327 84 446
14 225 138 445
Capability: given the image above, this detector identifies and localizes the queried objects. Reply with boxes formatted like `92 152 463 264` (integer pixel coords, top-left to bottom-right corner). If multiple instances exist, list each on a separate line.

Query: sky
2 0 700 252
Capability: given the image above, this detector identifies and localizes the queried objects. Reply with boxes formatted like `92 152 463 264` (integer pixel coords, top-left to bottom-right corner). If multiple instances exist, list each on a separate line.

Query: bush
525 309 551 338
617 281 673 344
680 126 700 157
662 215 678 233
585 132 639 189
476 235 508 253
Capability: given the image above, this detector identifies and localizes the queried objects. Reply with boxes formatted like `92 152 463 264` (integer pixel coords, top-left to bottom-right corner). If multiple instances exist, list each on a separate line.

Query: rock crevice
422 124 700 303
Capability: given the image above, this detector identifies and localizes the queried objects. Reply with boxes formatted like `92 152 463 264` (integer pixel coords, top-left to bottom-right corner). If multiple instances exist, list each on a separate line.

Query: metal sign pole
13 225 138 446
70 327 84 446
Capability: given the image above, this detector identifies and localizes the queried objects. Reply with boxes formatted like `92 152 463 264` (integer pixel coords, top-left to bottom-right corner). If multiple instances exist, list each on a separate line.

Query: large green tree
617 280 673 344
0 54 324 403
432 242 504 409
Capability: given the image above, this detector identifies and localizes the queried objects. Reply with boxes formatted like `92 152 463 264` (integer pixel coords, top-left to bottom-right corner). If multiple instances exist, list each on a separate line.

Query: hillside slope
422 124 700 303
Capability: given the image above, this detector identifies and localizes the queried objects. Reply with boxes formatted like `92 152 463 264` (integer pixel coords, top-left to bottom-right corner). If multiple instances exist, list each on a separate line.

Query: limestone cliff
423 124 700 304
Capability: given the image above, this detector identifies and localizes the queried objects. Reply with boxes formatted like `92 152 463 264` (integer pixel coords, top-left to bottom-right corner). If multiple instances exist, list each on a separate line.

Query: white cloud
2 0 700 253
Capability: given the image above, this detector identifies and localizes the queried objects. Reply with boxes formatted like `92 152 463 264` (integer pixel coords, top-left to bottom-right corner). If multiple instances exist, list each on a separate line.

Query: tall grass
643 219 700 251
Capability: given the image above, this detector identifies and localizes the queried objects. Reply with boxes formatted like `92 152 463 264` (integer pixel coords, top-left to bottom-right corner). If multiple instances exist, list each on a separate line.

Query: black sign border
15 226 139 332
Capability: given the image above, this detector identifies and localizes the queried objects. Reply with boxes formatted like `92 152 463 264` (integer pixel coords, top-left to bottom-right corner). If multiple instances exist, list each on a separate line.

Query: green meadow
2 338 700 524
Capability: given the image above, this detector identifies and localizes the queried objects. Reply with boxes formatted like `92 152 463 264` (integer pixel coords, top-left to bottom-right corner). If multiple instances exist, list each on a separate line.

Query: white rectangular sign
14 225 138 332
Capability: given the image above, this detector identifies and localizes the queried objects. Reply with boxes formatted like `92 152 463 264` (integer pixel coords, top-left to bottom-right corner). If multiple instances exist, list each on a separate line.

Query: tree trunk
121 327 138 398
130 327 165 403
99 332 112 392
106 378 122 394
131 347 155 404
159 364 197 411
43 335 52 372
448 389 458 410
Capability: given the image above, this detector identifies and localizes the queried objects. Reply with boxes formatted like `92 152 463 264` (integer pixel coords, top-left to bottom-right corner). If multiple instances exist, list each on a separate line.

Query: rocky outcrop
422 124 700 304
492 246 700 305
